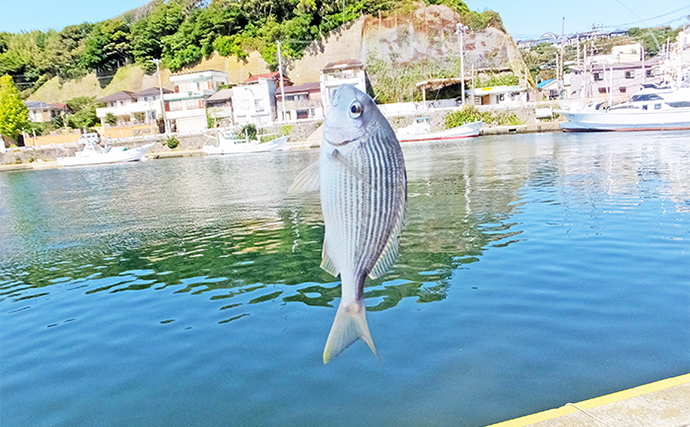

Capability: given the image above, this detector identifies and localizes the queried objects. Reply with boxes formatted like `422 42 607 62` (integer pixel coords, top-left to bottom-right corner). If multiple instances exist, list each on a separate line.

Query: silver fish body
291 83 407 362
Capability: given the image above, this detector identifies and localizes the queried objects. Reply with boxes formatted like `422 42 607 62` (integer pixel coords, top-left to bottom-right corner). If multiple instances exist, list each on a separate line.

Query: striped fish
290 84 407 363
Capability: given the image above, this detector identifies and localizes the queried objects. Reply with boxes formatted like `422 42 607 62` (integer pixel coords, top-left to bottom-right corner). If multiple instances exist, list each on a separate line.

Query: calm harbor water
1 131 689 426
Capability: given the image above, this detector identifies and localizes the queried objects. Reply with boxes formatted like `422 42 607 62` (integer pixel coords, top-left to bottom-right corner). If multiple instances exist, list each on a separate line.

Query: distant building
206 88 234 128
320 59 367 111
163 70 228 133
466 85 528 105
231 72 292 126
569 58 661 100
275 82 324 122
25 101 68 123
96 87 172 126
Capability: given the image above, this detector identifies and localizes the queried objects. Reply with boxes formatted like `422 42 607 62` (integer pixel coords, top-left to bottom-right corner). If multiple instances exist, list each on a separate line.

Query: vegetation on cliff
0 0 506 98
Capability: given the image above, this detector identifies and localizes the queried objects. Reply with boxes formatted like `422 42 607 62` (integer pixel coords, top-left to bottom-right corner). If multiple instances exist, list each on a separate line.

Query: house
569 58 661 100
465 85 528 105
275 82 324 122
320 59 367 112
96 87 172 126
231 72 291 126
206 88 234 128
25 101 68 123
163 70 228 133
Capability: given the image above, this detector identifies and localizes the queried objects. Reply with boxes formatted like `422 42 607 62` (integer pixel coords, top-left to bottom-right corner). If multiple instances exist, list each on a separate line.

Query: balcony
96 103 161 118
280 99 322 111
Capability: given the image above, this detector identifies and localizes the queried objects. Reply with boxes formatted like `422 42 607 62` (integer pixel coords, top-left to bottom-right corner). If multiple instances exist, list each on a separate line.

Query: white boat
396 117 482 142
58 133 154 167
557 84 690 132
202 131 290 155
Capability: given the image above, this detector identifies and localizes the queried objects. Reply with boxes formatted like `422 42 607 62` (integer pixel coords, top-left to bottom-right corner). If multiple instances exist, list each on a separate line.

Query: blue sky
1 0 689 40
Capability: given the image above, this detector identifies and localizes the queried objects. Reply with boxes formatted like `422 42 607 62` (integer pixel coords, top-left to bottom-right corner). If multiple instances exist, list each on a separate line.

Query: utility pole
457 23 468 105
276 41 287 123
151 59 169 135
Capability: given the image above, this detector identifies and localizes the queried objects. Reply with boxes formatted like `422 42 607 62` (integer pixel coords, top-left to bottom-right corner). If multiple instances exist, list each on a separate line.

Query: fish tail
323 300 378 363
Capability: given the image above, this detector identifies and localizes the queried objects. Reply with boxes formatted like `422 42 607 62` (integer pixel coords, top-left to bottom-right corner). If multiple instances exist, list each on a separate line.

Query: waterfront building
163 70 228 133
231 71 292 126
25 101 68 123
320 59 367 111
96 87 172 127
274 82 324 122
206 88 234 128
465 85 529 105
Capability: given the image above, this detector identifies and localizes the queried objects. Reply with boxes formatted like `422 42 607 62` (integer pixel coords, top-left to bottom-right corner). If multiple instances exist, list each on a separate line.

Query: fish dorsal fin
368 201 406 280
320 238 339 277
289 161 320 193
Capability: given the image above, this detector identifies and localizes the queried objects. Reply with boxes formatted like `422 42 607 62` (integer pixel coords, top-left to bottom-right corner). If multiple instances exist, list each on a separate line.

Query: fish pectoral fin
330 149 368 185
320 238 339 277
289 161 320 193
323 301 378 363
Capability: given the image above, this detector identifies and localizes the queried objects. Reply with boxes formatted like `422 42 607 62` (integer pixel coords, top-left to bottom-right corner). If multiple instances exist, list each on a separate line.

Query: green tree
104 112 118 126
81 20 132 72
0 74 29 140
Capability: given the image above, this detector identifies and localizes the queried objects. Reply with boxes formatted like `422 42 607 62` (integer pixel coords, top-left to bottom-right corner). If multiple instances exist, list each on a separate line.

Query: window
254 99 264 112
642 105 648 110
497 94 505 102
598 87 608 94
624 70 634 79
654 103 662 110
186 99 202 110
238 100 250 111
646 69 654 77
594 72 603 81
619 87 627 93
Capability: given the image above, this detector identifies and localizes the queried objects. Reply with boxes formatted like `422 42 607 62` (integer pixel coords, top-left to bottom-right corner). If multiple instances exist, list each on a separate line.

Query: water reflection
2 131 689 317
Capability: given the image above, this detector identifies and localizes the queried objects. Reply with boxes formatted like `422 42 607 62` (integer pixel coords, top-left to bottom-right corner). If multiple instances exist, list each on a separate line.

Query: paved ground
485 374 690 427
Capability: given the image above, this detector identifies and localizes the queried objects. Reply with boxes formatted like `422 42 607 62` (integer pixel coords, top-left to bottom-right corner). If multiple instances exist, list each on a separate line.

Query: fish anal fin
289 161 320 193
323 301 378 363
320 238 339 277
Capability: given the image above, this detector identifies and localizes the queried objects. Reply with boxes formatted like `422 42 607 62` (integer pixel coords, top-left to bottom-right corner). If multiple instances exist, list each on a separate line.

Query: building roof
537 78 555 89
279 82 321 95
206 88 233 102
244 71 293 86
322 59 364 72
97 91 135 103
171 69 228 77
25 101 64 110
133 87 173 98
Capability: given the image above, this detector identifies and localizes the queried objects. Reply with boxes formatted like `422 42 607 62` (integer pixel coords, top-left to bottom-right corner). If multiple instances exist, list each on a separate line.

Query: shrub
165 136 179 149
240 124 257 140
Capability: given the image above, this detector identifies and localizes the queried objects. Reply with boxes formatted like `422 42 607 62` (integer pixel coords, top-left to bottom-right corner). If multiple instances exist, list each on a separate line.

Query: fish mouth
323 135 355 147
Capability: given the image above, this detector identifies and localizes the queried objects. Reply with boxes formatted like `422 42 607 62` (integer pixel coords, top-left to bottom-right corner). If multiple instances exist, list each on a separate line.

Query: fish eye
349 101 363 118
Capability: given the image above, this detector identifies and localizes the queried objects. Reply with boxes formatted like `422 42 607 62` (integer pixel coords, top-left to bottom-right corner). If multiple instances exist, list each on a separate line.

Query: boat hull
58 143 154 167
558 110 690 132
203 135 290 155
396 121 482 142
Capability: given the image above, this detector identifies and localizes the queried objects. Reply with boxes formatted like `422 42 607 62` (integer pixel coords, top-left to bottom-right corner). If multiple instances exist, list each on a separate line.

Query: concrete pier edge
484 373 690 427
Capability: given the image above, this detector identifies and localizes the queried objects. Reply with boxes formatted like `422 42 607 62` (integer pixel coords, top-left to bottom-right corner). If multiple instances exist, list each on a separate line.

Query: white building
466 85 528 105
163 70 228 133
231 72 289 126
320 60 367 111
96 87 172 126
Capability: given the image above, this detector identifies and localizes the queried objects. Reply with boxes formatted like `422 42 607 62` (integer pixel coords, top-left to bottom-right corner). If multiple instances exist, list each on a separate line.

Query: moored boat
557 84 690 132
396 117 482 142
58 133 154 167
202 131 290 155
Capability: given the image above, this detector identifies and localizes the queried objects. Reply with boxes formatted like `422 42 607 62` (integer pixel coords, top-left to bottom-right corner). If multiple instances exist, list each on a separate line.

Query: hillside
29 2 530 104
